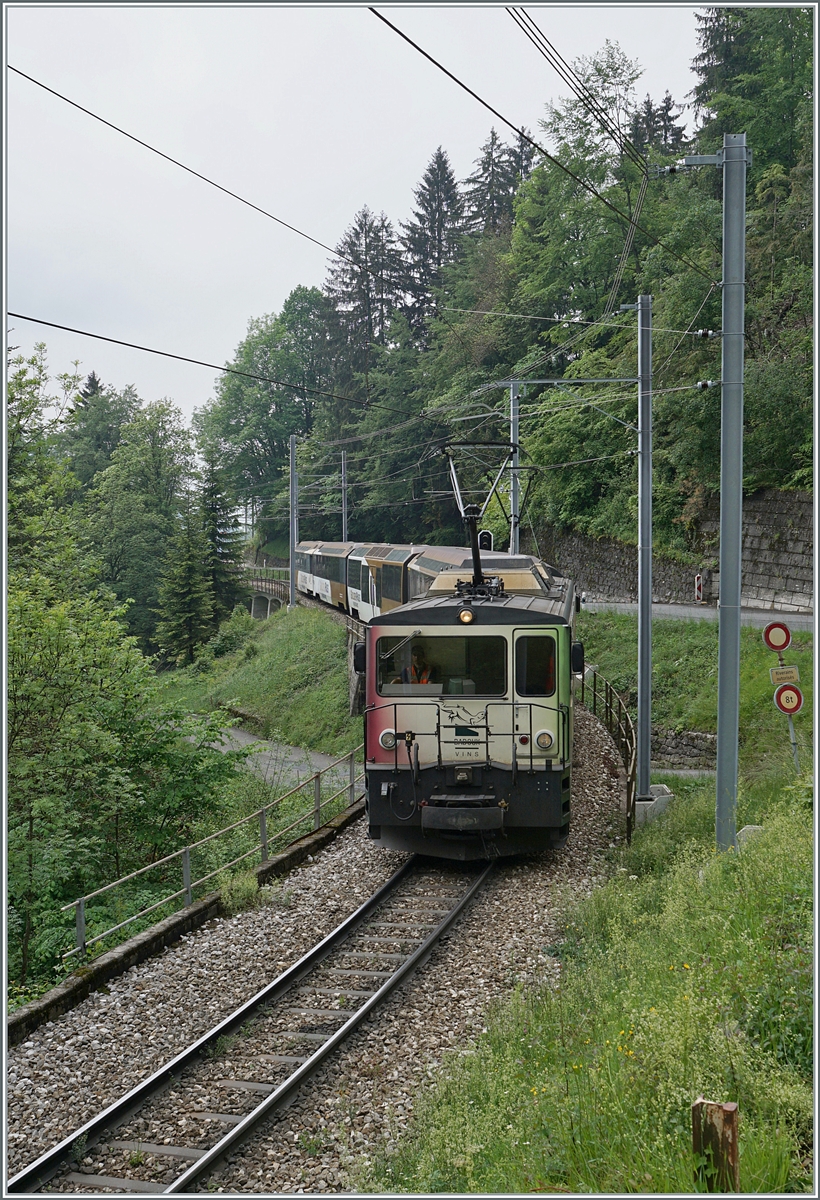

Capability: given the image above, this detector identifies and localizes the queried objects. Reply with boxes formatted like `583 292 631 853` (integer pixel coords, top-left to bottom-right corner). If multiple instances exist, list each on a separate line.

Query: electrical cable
654 282 719 381
9 62 475 397
442 308 707 335
507 8 646 170
6 311 420 421
368 8 713 284
7 65 355 268
505 7 651 347
529 449 636 471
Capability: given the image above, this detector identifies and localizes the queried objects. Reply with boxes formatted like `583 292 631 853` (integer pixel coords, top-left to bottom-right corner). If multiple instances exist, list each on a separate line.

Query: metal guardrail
245 570 290 605
61 746 365 960
244 566 290 581
579 668 637 841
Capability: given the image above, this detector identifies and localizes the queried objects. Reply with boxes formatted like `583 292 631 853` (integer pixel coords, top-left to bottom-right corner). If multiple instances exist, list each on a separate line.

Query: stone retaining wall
526 488 813 611
652 727 717 770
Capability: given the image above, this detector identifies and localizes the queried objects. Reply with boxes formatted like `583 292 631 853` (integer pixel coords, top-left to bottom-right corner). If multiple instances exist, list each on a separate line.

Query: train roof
371 589 575 626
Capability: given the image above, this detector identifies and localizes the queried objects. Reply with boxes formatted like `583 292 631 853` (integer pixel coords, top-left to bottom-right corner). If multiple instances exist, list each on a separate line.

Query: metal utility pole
509 381 520 554
341 450 348 542
715 133 748 851
681 132 750 849
637 294 653 801
288 433 298 610
619 295 653 800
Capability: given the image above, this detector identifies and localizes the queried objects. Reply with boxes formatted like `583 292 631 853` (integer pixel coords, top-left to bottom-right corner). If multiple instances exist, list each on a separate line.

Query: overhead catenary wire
9 62 480 411
9 55 703 526
654 282 719 381
505 7 650 358
368 7 713 285
506 7 645 170
6 311 426 423
443 307 715 337
8 65 355 268
9 60 708 464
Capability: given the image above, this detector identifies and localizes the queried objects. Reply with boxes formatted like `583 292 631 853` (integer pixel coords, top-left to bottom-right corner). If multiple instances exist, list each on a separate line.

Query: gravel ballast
8 707 622 1191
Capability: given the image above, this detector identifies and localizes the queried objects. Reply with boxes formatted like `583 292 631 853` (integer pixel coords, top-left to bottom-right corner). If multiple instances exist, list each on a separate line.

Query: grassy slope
364 616 814 1194
371 780 812 1194
159 606 361 756
577 611 813 767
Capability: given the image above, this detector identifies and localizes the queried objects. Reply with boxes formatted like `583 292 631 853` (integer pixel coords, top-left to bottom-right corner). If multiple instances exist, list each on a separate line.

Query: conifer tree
506 127 537 188
326 206 403 373
200 459 249 628
155 499 215 664
462 129 518 234
628 92 686 155
60 379 141 487
691 7 812 173
401 147 464 333
80 370 103 399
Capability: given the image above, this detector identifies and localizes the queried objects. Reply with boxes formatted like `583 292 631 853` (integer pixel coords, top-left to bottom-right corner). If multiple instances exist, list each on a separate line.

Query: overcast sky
6 3 703 424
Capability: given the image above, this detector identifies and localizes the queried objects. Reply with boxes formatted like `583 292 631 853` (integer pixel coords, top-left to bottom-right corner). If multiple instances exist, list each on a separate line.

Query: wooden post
692 1096 739 1191
314 773 321 830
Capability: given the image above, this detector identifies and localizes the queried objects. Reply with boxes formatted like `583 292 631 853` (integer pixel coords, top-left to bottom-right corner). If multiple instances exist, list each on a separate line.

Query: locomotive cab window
377 636 506 696
515 635 556 696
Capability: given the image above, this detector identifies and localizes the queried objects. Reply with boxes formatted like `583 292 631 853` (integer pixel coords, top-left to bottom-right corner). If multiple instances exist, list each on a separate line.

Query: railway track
10 856 493 1195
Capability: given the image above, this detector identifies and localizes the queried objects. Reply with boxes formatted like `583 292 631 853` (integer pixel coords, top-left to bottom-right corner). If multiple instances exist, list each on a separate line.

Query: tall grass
370 775 813 1193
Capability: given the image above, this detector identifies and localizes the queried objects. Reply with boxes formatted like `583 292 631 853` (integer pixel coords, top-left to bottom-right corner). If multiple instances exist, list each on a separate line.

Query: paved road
583 600 814 632
217 727 354 790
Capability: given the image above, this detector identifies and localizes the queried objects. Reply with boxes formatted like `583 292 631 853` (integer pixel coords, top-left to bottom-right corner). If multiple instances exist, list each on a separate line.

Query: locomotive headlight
379 729 397 750
459 608 474 624
535 729 554 751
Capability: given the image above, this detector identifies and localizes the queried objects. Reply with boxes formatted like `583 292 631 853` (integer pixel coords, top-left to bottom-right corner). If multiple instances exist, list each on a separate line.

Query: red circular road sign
763 621 791 652
774 683 803 715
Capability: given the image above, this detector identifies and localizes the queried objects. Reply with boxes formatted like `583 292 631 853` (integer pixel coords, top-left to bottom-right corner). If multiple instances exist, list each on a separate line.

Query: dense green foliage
368 775 812 1193
7 351 250 995
193 9 811 558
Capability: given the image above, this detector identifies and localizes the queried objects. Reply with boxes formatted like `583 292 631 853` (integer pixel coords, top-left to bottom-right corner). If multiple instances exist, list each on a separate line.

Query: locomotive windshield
515 635 557 696
377 635 506 696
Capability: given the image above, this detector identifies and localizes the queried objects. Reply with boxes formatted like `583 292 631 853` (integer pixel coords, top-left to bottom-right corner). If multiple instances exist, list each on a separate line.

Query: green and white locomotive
357 530 584 860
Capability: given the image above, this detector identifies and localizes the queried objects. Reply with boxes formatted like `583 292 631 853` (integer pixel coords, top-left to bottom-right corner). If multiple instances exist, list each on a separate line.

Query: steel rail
166 858 495 1192
8 857 420 1194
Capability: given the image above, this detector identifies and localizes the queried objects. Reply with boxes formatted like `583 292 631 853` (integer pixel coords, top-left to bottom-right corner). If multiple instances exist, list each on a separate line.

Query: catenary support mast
715 133 748 850
289 433 298 610
341 450 348 542
679 133 749 849
637 293 653 800
509 381 520 554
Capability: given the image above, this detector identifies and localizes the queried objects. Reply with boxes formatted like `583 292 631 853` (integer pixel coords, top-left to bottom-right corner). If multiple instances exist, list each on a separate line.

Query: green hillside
159 605 361 756
578 611 813 767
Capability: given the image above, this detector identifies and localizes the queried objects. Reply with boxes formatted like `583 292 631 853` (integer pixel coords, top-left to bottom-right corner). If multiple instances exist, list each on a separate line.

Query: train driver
394 644 440 685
